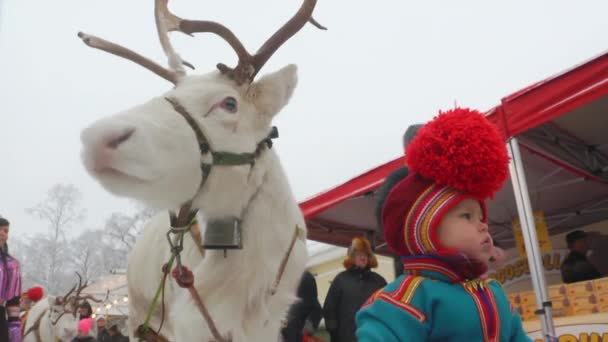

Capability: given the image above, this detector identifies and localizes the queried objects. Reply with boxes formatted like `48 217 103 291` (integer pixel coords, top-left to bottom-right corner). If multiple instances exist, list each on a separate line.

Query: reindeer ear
248 64 298 118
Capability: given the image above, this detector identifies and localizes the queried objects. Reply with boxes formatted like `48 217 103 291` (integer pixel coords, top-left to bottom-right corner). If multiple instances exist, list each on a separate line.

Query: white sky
1 0 606 240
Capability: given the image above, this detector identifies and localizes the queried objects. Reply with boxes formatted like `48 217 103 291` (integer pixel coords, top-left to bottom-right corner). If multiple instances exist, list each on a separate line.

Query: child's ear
247 64 298 119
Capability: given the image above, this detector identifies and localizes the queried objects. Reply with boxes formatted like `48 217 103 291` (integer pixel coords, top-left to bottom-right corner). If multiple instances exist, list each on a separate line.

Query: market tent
81 273 129 317
300 51 608 255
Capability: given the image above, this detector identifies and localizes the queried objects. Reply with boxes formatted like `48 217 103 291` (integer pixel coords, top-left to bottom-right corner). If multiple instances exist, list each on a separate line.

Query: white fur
81 64 307 341
126 212 203 341
22 297 80 342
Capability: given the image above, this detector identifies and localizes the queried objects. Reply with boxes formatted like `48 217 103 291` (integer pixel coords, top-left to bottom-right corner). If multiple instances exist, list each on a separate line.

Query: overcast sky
1 0 606 241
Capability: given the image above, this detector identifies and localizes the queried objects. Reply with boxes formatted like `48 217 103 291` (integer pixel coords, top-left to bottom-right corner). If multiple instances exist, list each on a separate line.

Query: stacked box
566 281 598 316
511 291 537 321
547 284 570 317
593 278 608 313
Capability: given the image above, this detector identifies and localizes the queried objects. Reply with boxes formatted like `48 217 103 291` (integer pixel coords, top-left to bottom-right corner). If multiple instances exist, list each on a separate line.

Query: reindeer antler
77 32 181 84
77 294 103 303
61 284 77 304
73 272 90 300
78 0 325 85
247 0 325 81
167 0 326 84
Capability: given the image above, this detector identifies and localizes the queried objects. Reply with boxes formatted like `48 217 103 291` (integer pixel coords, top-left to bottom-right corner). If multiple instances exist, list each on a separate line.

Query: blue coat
356 256 532 342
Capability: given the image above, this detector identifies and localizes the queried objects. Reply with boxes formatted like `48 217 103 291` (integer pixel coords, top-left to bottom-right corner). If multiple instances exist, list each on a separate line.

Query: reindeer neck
195 150 304 286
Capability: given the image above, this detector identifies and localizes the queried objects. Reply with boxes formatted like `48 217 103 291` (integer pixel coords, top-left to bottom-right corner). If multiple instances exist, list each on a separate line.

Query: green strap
142 254 175 332
211 151 256 166
141 217 197 333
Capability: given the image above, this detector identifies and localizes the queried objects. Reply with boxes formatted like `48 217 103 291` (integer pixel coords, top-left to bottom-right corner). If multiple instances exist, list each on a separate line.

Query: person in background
281 270 322 342
73 318 97 342
20 286 44 336
323 237 386 342
375 124 424 279
0 217 22 342
96 316 111 342
78 301 93 320
108 325 128 342
561 230 602 283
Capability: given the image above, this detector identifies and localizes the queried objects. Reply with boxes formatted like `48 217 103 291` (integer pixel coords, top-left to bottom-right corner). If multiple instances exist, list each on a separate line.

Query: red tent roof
489 51 608 138
300 51 608 254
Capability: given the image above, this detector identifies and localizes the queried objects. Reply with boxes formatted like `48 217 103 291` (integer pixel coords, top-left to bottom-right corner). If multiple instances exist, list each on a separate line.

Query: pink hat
78 318 93 334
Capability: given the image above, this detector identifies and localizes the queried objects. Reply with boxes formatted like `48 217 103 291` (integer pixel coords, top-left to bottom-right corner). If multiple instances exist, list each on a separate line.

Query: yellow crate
512 291 536 306
566 281 595 297
596 294 608 313
520 303 538 321
550 296 570 310
592 278 608 295
569 294 599 316
547 284 568 298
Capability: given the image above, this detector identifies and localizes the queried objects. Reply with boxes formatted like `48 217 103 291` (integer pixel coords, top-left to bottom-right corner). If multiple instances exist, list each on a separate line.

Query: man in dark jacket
281 270 322 342
561 230 602 283
108 325 129 342
323 237 386 342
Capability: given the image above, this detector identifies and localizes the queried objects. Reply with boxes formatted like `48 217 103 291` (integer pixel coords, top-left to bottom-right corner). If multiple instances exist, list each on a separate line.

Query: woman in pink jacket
0 217 22 342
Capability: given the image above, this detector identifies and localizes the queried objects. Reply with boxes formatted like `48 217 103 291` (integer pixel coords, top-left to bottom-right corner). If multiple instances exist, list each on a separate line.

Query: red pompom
25 286 44 302
405 107 509 199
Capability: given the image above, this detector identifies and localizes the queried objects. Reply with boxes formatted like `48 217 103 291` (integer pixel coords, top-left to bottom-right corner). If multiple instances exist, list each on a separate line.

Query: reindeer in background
23 276 101 342
78 0 325 340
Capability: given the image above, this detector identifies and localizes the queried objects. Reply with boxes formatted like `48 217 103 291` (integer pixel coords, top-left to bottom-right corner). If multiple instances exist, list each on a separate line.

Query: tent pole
507 137 556 341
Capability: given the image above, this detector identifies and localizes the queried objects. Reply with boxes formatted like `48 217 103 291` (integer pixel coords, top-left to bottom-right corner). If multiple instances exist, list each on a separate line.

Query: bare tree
70 229 105 283
26 184 85 294
105 202 156 250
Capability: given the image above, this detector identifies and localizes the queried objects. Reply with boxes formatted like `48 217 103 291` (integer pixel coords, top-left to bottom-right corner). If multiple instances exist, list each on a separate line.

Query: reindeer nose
104 128 136 149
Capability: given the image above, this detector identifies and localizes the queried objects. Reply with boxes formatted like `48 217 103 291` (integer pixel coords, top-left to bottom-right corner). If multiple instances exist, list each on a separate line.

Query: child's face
437 199 493 265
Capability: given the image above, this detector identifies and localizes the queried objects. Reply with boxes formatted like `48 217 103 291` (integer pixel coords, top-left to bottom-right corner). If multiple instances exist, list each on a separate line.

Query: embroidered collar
403 254 499 341
402 252 488 283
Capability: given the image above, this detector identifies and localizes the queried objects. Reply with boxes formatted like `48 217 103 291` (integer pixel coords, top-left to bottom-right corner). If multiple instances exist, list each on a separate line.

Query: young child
356 108 532 342
73 318 97 342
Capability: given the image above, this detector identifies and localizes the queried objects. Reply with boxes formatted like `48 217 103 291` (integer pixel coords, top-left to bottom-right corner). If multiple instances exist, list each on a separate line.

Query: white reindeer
23 281 98 342
78 0 324 341
22 297 79 342
23 274 101 342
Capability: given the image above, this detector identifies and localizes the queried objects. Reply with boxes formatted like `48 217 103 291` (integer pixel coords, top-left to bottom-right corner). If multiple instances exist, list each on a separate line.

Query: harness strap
153 96 289 341
188 286 230 342
171 265 230 342
164 96 278 190
270 225 303 295
165 97 211 155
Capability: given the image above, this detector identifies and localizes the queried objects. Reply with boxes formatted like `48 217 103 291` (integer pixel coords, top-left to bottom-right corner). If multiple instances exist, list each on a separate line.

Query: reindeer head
79 0 324 210
45 295 80 341
49 275 103 340
50 274 101 327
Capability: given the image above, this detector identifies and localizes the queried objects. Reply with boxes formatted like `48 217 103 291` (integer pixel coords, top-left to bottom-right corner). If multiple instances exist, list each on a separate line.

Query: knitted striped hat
381 108 509 257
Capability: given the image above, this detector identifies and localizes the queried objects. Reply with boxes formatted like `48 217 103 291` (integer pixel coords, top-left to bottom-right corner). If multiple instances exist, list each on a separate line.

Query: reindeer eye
220 96 238 113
